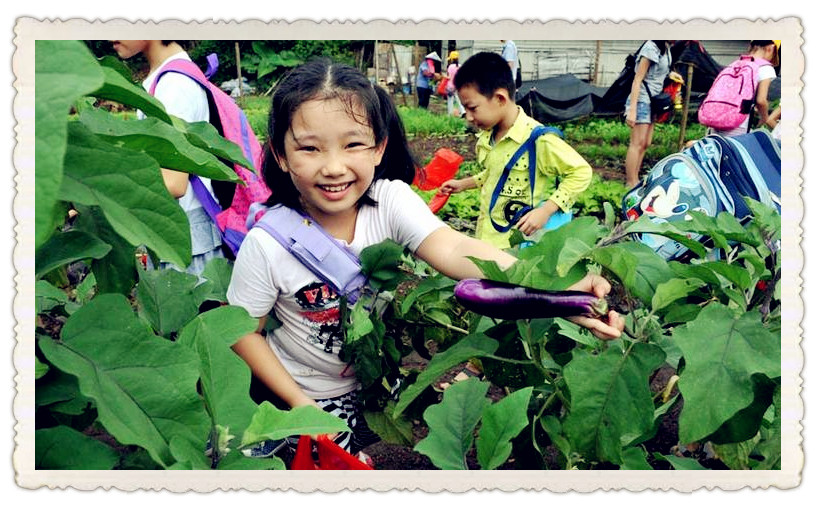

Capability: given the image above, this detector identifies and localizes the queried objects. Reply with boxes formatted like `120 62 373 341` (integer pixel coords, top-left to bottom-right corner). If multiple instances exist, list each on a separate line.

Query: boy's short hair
453 51 516 99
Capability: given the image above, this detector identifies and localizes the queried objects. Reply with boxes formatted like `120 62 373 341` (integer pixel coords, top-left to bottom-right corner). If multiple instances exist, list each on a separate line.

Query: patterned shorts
309 389 381 454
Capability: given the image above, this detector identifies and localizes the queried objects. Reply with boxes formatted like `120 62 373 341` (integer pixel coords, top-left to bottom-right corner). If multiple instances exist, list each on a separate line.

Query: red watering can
413 148 463 214
290 435 373 470
414 148 463 191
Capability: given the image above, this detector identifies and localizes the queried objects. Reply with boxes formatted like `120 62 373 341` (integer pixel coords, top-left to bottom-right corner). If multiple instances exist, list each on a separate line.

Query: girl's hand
566 274 625 340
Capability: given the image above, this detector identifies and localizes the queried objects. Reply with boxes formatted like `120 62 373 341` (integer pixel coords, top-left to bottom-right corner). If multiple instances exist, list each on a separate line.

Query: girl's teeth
322 184 349 192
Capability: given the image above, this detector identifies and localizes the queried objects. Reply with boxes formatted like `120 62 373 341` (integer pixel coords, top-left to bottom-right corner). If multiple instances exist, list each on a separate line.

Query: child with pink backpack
698 40 780 137
111 40 270 275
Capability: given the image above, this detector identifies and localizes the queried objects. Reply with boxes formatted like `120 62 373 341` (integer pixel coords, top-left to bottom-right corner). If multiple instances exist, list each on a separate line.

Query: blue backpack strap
488 125 563 233
253 206 367 303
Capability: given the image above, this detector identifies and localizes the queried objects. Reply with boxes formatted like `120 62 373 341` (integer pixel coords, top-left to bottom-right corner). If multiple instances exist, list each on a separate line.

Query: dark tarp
516 74 609 123
518 41 780 125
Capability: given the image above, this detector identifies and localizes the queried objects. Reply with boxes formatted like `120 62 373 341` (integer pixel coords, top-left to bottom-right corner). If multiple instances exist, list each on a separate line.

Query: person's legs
625 101 655 187
417 87 431 109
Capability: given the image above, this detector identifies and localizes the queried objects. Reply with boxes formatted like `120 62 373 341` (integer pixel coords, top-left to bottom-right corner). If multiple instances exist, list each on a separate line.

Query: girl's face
109 40 149 59
277 97 386 226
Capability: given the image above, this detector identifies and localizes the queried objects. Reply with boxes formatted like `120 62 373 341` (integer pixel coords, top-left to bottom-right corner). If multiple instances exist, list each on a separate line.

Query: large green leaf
476 387 533 470
393 333 499 417
37 294 209 468
79 109 240 182
35 40 105 248
240 402 350 447
92 65 172 123
59 122 191 268
74 205 138 295
651 277 707 312
136 268 202 336
181 120 254 172
415 378 490 470
656 453 709 470
563 343 666 465
36 426 120 470
359 239 405 291
216 450 285 470
524 217 606 269
675 303 780 444
34 229 111 279
36 280 69 314
176 306 258 436
591 242 674 305
197 257 234 303
363 402 415 446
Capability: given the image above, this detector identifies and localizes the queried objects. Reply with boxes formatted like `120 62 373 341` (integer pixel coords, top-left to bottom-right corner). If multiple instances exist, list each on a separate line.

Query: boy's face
109 40 150 59
457 85 508 131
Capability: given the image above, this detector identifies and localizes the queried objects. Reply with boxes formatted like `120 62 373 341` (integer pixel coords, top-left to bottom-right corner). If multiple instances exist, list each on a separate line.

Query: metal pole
234 42 243 97
677 63 695 150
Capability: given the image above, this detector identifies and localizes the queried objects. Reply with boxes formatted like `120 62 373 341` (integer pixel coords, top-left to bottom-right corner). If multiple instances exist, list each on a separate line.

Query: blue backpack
488 124 568 234
622 129 780 261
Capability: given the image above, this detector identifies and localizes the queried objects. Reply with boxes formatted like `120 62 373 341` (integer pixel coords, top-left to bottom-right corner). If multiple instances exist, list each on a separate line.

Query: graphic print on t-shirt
295 281 343 354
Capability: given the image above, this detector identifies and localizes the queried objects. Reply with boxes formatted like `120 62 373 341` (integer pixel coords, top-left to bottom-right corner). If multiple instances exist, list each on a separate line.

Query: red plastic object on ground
427 191 451 214
414 148 463 191
290 435 373 470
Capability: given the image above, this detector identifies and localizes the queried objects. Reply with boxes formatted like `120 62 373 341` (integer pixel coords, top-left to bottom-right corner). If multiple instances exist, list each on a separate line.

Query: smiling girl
226 58 624 461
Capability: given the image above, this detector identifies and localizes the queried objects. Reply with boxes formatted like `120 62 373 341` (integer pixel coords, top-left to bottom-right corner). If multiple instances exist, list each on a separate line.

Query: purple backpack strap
254 206 367 303
149 59 223 223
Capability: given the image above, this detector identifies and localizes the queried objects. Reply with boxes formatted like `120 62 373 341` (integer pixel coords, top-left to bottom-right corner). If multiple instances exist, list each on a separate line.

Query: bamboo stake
391 43 407 106
677 62 695 150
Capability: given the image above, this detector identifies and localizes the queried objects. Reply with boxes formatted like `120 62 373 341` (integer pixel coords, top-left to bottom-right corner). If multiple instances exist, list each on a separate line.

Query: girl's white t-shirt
141 52 217 213
227 179 447 399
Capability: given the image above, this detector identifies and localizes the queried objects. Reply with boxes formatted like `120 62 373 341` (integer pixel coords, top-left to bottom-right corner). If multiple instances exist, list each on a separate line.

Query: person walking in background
624 40 672 188
415 51 441 109
500 40 518 79
445 51 466 117
439 52 592 250
698 40 780 138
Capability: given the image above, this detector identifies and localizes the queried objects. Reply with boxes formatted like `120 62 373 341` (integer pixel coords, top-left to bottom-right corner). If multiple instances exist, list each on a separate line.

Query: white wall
456 40 751 86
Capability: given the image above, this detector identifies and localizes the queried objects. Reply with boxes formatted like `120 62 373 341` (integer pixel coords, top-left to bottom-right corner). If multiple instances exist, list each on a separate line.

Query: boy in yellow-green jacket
440 52 592 249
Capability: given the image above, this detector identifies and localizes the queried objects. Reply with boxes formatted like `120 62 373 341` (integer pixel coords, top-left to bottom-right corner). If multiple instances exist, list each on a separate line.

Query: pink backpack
149 57 271 257
698 55 769 131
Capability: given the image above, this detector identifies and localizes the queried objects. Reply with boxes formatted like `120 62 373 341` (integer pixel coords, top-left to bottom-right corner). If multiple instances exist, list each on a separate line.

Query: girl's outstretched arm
232 316 318 409
415 226 516 280
415 227 624 338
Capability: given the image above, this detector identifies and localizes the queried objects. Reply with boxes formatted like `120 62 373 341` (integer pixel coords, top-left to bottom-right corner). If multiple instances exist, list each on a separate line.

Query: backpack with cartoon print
621 129 780 261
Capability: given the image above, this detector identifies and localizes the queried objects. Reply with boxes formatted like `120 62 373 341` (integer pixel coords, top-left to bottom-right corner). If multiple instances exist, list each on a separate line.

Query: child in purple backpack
225 58 624 461
111 40 223 276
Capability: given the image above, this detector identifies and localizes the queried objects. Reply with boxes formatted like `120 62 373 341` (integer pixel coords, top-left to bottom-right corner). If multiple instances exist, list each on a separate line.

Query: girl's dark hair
262 57 418 210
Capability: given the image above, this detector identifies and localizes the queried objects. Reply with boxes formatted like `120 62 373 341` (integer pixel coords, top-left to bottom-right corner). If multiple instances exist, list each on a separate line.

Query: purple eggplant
453 278 608 320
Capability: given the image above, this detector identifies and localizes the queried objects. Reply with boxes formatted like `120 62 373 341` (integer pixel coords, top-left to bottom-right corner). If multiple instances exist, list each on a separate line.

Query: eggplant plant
374 206 781 470
33 40 347 470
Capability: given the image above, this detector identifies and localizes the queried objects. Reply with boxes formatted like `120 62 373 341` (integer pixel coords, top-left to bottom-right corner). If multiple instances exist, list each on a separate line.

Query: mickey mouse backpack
621 129 780 261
